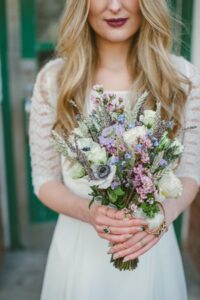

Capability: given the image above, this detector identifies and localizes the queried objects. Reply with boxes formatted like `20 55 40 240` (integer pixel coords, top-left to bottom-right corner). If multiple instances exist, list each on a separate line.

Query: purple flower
117 114 125 123
115 124 125 136
134 144 143 153
99 126 115 146
108 156 119 165
111 180 121 190
159 159 168 167
153 141 159 147
152 137 159 147
125 152 132 160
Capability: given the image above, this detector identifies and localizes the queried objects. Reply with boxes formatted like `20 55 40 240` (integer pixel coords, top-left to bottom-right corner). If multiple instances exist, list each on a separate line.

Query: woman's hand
108 230 161 262
108 200 174 262
88 204 148 244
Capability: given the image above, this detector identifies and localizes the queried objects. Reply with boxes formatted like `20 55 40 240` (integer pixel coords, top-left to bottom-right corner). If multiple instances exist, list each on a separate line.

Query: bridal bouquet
51 85 183 271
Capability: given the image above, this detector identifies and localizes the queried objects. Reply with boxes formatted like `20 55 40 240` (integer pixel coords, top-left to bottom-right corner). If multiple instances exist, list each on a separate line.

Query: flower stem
110 255 139 271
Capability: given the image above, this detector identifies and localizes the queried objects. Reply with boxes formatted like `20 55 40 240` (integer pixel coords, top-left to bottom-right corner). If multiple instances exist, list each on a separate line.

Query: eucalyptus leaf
108 190 118 203
114 187 126 196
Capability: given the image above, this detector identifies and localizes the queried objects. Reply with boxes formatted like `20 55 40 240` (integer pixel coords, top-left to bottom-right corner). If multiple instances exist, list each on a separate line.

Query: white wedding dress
29 55 200 300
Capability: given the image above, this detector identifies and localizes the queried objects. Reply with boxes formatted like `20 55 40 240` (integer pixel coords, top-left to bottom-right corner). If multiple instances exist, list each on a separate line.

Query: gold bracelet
145 202 168 237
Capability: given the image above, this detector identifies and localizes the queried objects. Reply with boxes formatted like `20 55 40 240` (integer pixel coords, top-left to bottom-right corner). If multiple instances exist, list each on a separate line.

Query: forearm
38 180 92 224
163 177 199 225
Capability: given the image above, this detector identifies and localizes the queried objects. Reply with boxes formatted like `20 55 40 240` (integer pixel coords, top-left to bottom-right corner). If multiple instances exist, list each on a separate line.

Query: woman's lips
105 18 128 28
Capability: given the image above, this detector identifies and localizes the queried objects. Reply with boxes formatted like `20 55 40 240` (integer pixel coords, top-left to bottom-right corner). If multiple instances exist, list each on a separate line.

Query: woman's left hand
108 200 174 262
108 230 162 262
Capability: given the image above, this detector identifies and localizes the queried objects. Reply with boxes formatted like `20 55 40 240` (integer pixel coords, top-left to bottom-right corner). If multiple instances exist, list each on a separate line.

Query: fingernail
141 221 148 225
123 257 130 262
137 227 144 231
126 234 133 238
113 254 120 259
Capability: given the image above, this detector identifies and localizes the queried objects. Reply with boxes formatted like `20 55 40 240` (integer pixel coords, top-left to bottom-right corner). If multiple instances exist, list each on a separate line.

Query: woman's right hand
88 204 148 244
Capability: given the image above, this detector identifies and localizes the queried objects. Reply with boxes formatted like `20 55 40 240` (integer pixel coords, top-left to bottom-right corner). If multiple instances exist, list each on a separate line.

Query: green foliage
140 202 159 218
108 187 126 203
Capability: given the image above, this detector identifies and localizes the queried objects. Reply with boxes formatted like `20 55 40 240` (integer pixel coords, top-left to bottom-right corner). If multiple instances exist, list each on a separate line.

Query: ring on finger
139 239 146 247
103 226 111 234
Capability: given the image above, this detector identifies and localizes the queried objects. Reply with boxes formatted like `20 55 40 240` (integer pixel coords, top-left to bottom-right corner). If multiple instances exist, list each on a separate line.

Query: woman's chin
101 33 133 44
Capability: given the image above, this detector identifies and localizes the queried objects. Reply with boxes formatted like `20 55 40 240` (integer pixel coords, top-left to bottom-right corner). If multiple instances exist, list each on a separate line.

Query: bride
29 0 200 299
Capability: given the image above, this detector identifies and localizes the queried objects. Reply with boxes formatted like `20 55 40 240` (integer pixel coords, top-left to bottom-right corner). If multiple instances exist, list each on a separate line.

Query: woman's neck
96 36 132 72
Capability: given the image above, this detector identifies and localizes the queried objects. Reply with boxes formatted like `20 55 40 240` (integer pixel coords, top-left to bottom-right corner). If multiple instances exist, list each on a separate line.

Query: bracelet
145 202 168 237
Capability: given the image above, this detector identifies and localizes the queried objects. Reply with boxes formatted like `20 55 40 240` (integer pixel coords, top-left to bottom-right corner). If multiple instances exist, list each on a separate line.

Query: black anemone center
81 147 91 151
97 165 111 179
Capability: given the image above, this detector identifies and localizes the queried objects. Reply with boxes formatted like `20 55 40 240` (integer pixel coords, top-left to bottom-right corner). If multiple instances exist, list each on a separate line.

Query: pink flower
119 144 126 152
122 208 130 214
141 151 150 163
107 103 115 112
134 164 144 176
141 176 154 193
130 203 138 212
136 187 147 199
141 137 153 149
91 95 100 106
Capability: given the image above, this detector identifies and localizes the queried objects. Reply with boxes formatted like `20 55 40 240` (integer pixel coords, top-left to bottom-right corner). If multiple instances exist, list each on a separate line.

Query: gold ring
139 240 145 247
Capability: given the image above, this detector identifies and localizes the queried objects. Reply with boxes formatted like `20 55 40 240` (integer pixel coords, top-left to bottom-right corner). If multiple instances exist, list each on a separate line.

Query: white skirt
40 213 187 300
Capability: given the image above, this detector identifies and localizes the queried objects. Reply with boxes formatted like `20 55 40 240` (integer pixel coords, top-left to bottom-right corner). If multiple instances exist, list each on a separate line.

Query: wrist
83 199 96 226
161 198 179 227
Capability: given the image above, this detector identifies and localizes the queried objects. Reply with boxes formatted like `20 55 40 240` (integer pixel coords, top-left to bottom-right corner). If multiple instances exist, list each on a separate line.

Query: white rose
68 162 85 179
158 170 183 198
89 165 116 189
133 207 164 229
147 212 165 229
169 139 184 155
123 126 147 148
140 110 156 126
87 145 107 164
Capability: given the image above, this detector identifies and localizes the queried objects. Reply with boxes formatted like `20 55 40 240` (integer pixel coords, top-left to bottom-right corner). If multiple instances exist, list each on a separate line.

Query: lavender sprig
129 91 149 124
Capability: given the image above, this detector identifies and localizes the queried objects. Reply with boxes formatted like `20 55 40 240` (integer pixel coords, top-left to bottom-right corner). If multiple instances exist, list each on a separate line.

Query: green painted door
0 0 21 248
20 0 65 223
170 0 194 244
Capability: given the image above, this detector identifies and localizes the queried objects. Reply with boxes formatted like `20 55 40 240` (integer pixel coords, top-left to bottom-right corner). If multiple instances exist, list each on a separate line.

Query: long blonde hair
54 0 191 136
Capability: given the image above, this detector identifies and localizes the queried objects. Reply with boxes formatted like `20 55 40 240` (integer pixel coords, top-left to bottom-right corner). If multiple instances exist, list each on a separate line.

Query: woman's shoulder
33 57 65 107
35 57 65 85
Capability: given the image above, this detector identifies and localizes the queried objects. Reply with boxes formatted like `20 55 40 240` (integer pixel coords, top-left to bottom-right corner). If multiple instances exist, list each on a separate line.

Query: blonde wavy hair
54 0 191 137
